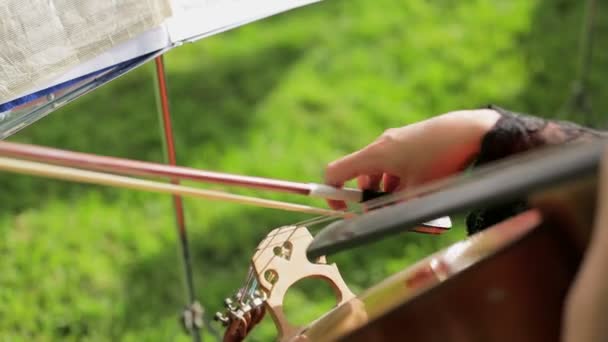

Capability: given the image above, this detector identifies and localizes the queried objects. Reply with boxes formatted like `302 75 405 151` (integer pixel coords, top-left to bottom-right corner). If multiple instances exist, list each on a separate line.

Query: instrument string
277 141 594 233
0 145 459 325
230 142 606 318
228 181 443 331
237 268 255 303
235 226 306 305
232 178 456 299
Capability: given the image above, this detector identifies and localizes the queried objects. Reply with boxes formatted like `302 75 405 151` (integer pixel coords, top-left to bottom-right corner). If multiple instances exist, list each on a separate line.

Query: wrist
474 108 502 133
439 108 501 145
462 108 502 138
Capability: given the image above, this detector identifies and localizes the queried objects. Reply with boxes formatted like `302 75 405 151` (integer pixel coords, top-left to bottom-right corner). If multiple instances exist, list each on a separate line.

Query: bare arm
324 106 608 341
467 105 607 234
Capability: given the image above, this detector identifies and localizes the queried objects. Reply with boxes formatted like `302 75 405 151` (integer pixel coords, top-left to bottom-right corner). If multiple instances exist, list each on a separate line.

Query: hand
324 109 501 209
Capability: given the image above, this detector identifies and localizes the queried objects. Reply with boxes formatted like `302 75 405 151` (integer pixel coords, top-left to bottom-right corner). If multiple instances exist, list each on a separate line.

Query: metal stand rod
154 55 202 342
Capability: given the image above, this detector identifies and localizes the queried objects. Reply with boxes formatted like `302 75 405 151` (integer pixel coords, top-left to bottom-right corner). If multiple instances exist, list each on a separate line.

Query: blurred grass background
0 0 606 340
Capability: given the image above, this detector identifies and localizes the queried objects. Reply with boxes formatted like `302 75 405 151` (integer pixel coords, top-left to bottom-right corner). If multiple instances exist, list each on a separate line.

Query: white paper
0 0 171 104
3 25 170 105
1 0 320 106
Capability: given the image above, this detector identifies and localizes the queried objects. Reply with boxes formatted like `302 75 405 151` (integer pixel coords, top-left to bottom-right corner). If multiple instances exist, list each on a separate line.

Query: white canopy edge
166 0 321 43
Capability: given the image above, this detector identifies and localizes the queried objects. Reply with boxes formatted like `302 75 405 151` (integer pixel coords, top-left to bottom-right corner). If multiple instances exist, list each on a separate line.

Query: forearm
466 105 607 235
475 105 607 166
462 107 608 341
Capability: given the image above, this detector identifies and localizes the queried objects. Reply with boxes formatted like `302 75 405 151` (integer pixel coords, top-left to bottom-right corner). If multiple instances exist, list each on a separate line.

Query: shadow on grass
115 208 300 337
116 207 462 339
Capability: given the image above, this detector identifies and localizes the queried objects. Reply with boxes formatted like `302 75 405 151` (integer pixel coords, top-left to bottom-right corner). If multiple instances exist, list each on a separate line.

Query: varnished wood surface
293 178 596 342
341 222 577 342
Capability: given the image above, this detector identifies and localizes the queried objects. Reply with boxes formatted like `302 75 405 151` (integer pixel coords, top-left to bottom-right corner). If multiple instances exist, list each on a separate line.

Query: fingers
325 147 383 187
324 179 346 210
382 173 401 192
323 110 502 211
357 174 382 191
325 146 386 210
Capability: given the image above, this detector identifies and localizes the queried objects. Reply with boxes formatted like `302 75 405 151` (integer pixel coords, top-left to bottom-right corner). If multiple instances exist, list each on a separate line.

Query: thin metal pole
153 55 202 342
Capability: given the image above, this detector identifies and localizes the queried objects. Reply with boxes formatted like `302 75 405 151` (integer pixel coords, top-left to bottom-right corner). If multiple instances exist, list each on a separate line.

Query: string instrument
0 140 446 336
0 121 603 340
214 140 605 341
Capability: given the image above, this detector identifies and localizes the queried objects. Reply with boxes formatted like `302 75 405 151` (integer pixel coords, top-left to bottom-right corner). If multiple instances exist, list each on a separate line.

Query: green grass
1 0 607 340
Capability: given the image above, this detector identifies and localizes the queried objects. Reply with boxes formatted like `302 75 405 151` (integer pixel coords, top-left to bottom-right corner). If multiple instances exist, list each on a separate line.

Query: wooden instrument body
290 178 596 341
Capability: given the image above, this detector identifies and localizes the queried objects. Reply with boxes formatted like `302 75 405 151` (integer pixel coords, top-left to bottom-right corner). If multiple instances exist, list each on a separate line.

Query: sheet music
0 0 320 109
2 26 170 105
0 0 171 104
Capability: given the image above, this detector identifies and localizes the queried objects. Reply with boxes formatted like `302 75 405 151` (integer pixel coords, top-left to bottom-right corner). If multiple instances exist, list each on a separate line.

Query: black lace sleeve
465 105 607 235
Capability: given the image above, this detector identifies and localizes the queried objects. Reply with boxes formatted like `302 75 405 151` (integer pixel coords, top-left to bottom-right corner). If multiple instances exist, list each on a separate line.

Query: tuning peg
224 297 237 311
214 312 230 326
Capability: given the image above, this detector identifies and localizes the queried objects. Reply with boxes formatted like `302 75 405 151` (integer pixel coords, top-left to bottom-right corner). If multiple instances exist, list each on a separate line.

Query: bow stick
0 155 349 218
0 140 382 203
